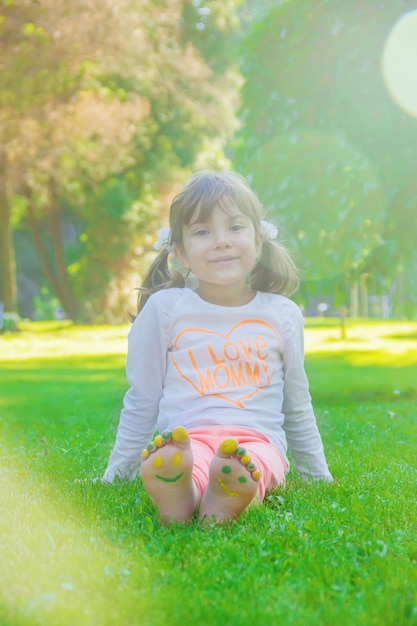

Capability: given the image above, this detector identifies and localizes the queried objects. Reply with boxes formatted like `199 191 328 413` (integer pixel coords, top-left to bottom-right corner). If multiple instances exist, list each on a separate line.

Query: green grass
0 320 416 626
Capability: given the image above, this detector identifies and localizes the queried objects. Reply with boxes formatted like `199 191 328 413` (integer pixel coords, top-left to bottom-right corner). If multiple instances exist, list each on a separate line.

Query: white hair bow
260 220 279 240
154 227 172 251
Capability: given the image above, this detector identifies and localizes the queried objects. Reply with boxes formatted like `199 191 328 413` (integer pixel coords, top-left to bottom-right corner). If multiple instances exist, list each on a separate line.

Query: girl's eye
231 224 244 231
194 229 209 237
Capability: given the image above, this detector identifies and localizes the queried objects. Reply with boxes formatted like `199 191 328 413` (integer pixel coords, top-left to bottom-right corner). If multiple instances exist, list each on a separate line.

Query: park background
0 2 416 626
1 0 417 329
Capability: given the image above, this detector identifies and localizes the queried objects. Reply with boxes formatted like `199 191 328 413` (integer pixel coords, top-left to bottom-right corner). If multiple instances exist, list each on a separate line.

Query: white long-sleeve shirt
103 288 332 483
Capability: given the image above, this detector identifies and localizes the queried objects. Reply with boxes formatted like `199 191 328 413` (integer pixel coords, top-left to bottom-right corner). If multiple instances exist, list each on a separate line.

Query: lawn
0 319 416 626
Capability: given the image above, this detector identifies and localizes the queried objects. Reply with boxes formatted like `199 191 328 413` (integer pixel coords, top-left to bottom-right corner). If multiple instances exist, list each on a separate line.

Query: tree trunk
396 266 405 318
26 192 79 322
359 275 368 317
350 282 359 317
339 306 347 341
0 149 18 316
48 202 80 321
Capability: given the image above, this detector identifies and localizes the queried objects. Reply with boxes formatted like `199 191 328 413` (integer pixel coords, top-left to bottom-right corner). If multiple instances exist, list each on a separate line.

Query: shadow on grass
383 332 417 341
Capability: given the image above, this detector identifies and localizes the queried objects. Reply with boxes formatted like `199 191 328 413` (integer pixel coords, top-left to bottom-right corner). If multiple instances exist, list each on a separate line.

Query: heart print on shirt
170 319 281 408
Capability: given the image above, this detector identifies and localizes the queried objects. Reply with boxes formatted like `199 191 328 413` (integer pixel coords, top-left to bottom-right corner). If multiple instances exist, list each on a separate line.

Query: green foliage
0 3 82 109
181 0 242 73
32 291 63 321
67 177 142 322
1 0 242 323
235 0 417 311
0 310 20 332
246 130 385 282
0 321 416 624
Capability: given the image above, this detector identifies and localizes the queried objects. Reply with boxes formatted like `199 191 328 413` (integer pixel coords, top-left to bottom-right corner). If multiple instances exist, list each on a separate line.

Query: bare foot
141 426 199 523
199 438 261 523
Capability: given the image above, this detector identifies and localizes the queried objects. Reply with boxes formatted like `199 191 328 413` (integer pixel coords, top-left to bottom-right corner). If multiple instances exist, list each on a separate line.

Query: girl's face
175 202 262 306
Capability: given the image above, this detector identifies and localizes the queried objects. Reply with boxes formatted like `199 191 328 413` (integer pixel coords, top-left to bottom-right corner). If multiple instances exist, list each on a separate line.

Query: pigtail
130 248 186 320
249 239 300 297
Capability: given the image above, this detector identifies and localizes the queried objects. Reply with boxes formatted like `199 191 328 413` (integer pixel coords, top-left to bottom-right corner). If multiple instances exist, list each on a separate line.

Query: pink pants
187 427 288 500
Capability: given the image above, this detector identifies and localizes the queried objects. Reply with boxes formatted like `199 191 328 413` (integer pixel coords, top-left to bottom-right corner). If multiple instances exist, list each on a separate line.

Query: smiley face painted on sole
141 427 191 484
199 438 262 523
140 426 198 523
153 450 184 483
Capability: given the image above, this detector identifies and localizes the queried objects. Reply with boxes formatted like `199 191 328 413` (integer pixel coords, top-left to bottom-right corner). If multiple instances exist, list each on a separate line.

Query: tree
235 0 417 318
1 0 241 323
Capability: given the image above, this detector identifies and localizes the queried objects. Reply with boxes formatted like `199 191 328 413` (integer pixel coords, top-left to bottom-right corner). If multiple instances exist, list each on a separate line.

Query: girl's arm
281 306 333 482
102 295 169 482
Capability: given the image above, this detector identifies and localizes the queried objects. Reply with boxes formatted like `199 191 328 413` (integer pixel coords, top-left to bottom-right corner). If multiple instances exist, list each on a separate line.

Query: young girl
103 170 333 523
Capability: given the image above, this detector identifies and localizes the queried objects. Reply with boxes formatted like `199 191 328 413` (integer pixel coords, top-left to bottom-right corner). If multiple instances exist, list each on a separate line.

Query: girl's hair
133 170 299 317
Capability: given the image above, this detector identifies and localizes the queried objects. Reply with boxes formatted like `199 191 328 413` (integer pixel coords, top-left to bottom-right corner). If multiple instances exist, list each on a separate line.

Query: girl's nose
213 229 231 247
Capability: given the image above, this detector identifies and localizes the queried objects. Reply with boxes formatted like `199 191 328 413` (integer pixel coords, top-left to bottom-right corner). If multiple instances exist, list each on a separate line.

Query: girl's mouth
211 257 237 265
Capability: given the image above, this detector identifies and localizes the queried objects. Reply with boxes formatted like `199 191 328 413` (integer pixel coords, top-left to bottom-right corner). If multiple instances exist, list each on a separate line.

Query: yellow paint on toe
173 451 182 467
154 435 164 448
240 454 251 465
252 470 261 482
172 426 188 442
217 478 239 497
141 449 150 459
153 456 163 469
219 438 238 455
